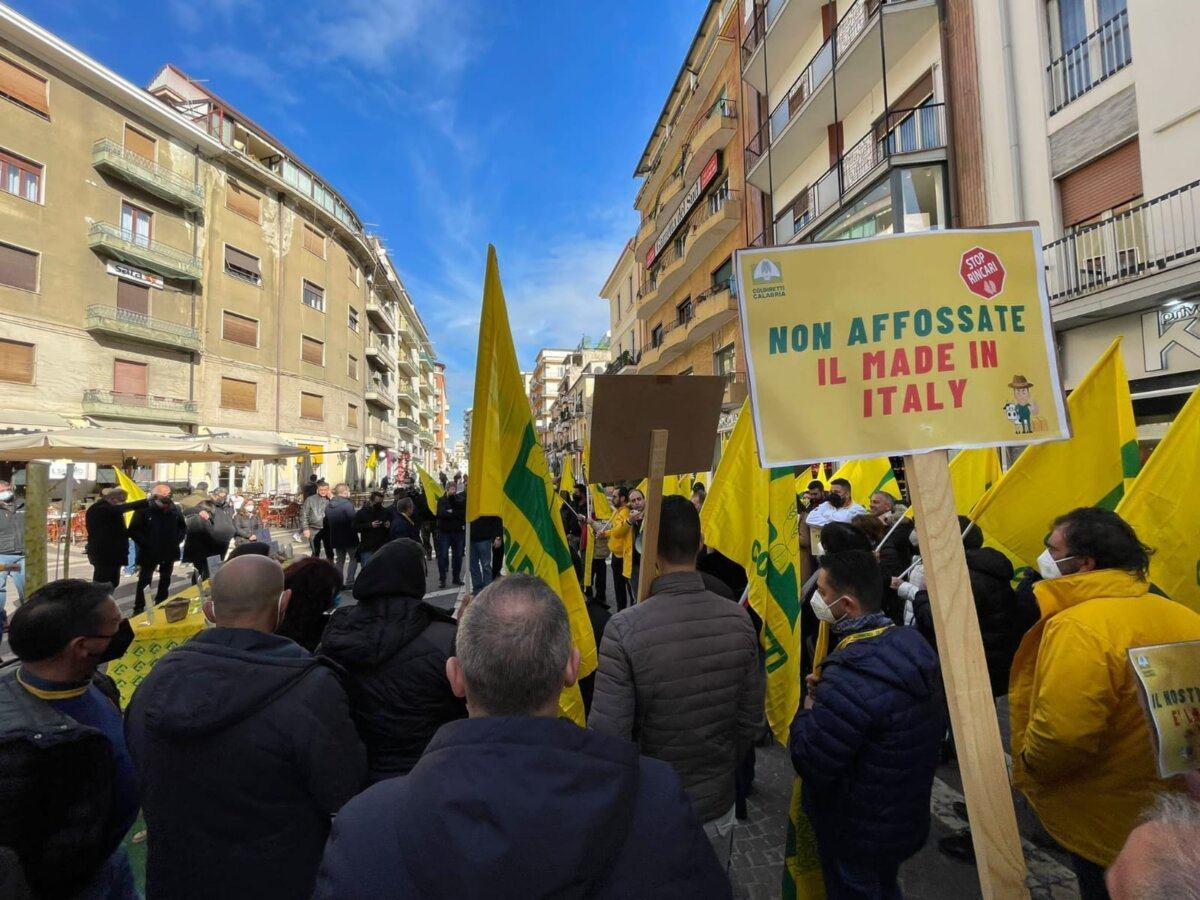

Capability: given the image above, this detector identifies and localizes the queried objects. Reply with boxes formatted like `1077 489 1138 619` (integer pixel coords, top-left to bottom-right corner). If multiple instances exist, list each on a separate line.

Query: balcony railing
82 389 198 422
365 338 397 370
366 297 397 333
774 103 946 243
721 371 749 406
1043 180 1200 305
741 0 785 68
85 304 201 352
1048 10 1131 115
367 420 397 446
91 139 204 210
88 222 203 281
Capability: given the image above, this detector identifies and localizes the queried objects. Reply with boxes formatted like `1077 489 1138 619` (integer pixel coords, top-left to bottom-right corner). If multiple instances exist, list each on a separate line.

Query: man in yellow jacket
602 487 638 612
1010 507 1200 899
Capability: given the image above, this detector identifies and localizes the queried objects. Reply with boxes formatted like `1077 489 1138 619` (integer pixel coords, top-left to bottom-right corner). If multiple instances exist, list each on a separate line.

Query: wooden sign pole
22 461 48 597
905 450 1029 900
636 429 668 603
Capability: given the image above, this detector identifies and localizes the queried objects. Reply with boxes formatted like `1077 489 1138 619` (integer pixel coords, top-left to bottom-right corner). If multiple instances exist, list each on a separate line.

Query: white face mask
0 490 13 502
810 592 846 625
1037 548 1076 580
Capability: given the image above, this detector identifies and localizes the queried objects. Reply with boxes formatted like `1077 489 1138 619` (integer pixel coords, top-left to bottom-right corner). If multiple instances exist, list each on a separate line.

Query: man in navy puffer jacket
790 550 945 898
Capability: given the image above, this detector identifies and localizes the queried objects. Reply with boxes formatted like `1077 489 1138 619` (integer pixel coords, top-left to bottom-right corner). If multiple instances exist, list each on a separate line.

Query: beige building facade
0 5 441 490
599 240 642 373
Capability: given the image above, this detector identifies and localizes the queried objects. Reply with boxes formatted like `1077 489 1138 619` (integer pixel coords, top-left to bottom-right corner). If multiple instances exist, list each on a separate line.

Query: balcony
689 279 740 342
635 209 658 260
366 296 396 334
419 379 435 397
92 139 205 211
396 415 419 434
88 222 202 282
82 389 199 425
364 385 395 410
365 339 397 372
773 104 947 243
684 99 738 186
1043 180 1200 309
1048 10 1131 115
745 0 938 193
396 385 419 407
395 351 418 376
395 318 415 347
721 371 749 408
742 0 826 94
638 317 690 374
419 429 436 445
85 305 201 353
367 419 397 447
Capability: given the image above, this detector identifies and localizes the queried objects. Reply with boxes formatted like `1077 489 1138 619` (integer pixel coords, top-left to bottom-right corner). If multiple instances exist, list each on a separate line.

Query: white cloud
306 0 477 75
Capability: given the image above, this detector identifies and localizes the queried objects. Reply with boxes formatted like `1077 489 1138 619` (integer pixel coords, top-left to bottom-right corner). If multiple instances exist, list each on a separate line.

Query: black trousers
92 564 121 590
309 528 333 560
611 559 631 612
492 541 504 580
135 560 174 614
590 556 608 605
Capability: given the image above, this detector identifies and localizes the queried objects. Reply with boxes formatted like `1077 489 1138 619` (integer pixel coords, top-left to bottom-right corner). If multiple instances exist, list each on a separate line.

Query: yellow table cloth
109 586 207 708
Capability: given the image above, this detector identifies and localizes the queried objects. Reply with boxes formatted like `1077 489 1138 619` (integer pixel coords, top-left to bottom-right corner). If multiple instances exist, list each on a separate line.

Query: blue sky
18 0 708 442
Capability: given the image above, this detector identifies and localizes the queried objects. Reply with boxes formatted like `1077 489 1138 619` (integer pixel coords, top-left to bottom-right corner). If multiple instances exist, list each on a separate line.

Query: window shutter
0 242 38 291
347 404 358 428
113 359 148 396
0 56 49 116
303 224 325 257
1059 139 1143 227
220 376 257 411
116 279 150 315
302 336 324 365
300 392 324 420
123 124 156 161
224 245 262 279
347 354 358 379
226 179 261 222
0 338 34 383
222 310 258 346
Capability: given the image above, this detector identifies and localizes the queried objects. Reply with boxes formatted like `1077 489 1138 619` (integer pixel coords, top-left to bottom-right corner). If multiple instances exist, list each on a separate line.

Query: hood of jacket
965 546 1014 583
352 538 427 602
136 628 316 738
397 717 641 896
827 625 938 702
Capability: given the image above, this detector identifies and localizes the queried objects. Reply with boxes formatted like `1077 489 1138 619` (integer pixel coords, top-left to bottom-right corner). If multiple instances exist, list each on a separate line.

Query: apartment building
433 360 449 472
972 0 1199 444
548 357 609 477
599 240 642 373
530 348 572 443
632 0 749 435
0 5 439 490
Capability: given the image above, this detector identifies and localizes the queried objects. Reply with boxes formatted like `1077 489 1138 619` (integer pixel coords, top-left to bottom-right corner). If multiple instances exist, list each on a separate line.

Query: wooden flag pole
636 429 669 603
905 450 1028 900
21 461 49 597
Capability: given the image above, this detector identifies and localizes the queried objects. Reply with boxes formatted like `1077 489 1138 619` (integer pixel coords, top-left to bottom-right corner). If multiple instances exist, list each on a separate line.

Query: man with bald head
126 554 366 900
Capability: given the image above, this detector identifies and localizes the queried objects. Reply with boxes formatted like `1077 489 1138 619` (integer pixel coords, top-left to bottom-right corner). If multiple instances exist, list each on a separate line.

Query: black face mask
828 493 846 509
90 619 134 664
157 497 173 507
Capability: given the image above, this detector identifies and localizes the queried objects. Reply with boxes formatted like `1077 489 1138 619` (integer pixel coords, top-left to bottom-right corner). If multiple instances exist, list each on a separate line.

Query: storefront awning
0 426 308 464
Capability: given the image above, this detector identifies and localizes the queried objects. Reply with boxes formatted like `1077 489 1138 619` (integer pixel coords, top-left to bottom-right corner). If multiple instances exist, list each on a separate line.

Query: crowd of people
1 466 1199 899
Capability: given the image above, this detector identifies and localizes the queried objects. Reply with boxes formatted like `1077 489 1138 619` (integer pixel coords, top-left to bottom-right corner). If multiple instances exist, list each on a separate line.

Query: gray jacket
0 501 25 554
301 494 329 530
589 570 764 822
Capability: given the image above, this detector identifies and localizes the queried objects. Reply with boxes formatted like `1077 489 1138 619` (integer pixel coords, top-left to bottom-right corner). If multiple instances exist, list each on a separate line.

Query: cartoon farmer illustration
1007 374 1037 434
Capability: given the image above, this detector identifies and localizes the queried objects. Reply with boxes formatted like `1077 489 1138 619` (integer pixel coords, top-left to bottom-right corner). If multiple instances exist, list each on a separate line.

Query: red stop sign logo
960 247 1006 299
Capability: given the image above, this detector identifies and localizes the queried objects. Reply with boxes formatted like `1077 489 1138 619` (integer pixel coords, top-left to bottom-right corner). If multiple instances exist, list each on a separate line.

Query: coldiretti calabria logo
751 257 786 300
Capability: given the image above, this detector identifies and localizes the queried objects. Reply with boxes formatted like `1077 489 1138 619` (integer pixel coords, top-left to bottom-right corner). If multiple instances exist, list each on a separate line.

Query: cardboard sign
734 228 1070 466
1129 640 1200 777
587 375 725 483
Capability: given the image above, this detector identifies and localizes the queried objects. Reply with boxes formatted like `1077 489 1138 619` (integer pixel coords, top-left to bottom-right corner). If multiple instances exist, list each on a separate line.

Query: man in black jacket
389 496 420 543
324 484 360 585
315 574 729 899
0 580 138 898
128 482 186 614
320 539 464 781
84 487 149 588
353 491 393 568
434 481 466 588
126 554 366 900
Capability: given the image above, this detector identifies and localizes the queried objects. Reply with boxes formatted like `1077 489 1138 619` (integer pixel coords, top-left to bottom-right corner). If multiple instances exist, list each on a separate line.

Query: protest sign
735 227 1069 467
1129 641 1200 778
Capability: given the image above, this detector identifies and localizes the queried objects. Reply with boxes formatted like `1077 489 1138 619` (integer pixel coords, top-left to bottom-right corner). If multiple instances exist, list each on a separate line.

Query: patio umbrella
299 449 313 486
345 448 361 492
0 428 311 464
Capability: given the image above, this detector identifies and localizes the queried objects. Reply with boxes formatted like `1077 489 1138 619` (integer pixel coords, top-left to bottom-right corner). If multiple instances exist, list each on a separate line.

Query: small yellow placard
1129 640 1200 778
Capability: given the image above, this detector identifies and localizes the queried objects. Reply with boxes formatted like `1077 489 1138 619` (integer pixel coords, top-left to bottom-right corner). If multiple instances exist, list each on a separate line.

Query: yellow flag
973 338 1140 571
1117 387 1199 612
590 484 614 521
701 401 802 744
114 469 146 527
416 464 444 516
466 246 596 723
829 457 898 505
365 449 378 471
560 456 576 496
949 448 1001 517
634 477 648 496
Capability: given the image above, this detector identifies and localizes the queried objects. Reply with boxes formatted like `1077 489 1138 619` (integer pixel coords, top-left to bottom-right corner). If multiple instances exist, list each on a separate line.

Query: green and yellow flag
415 464 443 516
973 338 1139 570
467 246 597 724
114 469 146 527
829 456 897 503
701 401 802 744
1117 386 1199 612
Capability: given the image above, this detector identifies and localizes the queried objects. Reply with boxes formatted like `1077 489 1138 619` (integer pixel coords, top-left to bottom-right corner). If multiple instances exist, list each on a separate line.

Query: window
715 343 736 376
222 310 259 347
348 306 359 332
220 376 257 411
301 335 325 366
711 257 733 291
0 242 38 291
348 353 358 380
1 150 41 202
651 324 664 348
347 403 359 428
116 279 149 315
303 223 325 258
120 201 152 248
300 391 324 421
676 297 693 325
224 245 262 285
349 261 361 286
113 359 148 396
226 179 261 222
302 280 325 311
123 124 155 162
1059 139 1143 228
0 56 49 118
0 338 34 384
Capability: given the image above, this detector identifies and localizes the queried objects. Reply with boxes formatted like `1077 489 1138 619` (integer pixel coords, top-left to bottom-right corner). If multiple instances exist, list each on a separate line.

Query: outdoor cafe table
109 586 206 708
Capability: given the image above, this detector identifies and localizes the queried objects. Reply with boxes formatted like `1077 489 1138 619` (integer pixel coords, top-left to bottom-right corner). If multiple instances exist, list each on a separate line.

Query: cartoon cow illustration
1005 374 1037 434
